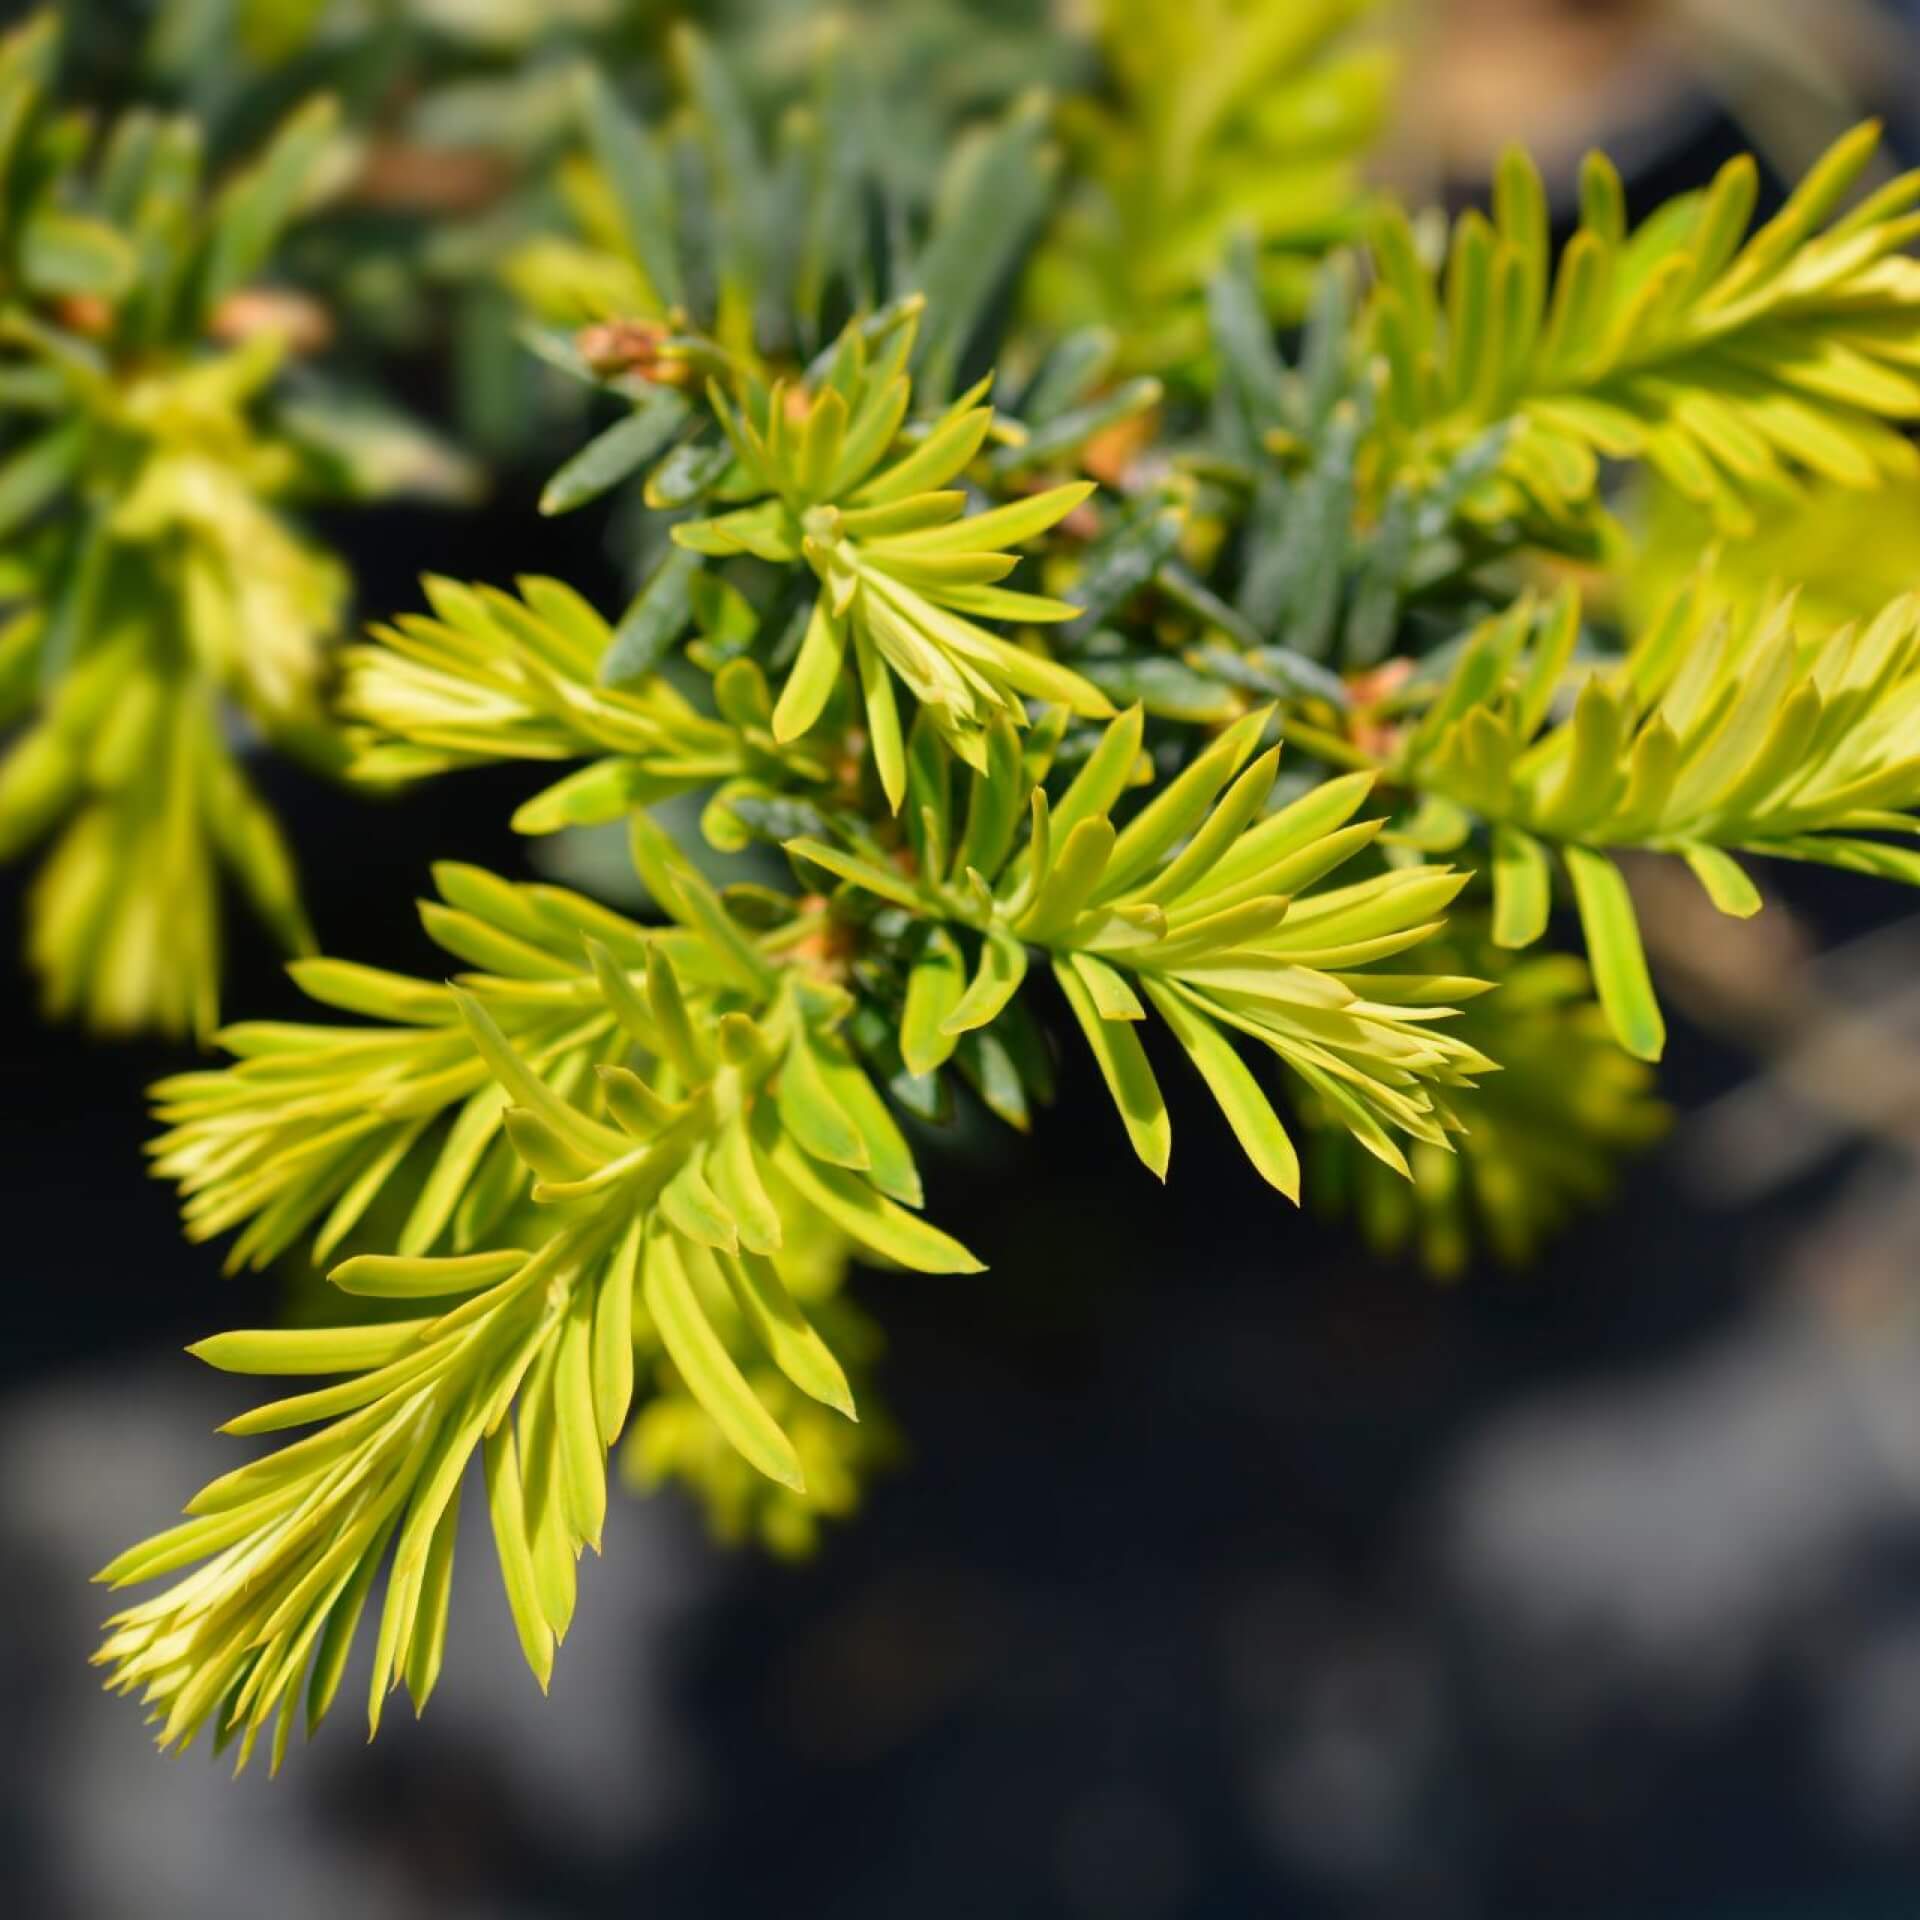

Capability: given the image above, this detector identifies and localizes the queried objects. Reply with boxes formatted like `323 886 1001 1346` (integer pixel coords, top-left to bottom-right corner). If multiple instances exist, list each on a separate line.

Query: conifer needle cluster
15 4 1920 1768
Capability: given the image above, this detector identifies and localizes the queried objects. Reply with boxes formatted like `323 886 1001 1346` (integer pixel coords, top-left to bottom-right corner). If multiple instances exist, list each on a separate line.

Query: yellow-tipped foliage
1365 123 1920 537
1389 583 1920 1057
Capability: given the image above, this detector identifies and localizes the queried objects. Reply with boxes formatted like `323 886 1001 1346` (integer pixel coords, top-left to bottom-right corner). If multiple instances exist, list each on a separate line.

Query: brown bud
787 911 859 981
208 288 334 355
832 744 868 800
1350 715 1407 760
1345 658 1415 708
574 319 691 387
1346 659 1415 761
1079 405 1159 488
52 294 112 338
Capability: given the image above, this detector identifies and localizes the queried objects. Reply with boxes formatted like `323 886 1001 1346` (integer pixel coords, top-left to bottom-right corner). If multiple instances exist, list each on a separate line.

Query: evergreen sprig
1386 581 1920 1059
105 827 978 1766
1364 123 1920 538
1306 932 1667 1277
511 26 1060 418
77 5 1920 1774
342 571 828 835
0 10 460 1036
786 701 1489 1187
1029 0 1392 373
683 309 1111 791
0 15 340 1034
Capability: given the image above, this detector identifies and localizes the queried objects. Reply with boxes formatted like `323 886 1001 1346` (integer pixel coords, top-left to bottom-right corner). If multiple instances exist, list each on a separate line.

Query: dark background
9 3 1920 1914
